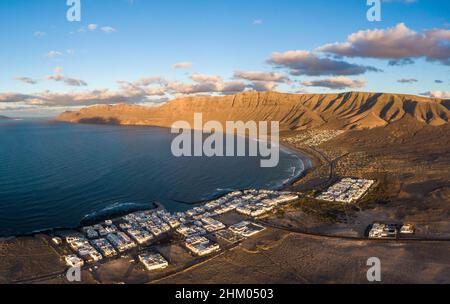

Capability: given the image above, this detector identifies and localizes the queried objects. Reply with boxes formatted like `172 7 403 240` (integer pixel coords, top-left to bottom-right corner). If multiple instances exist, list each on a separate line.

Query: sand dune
57 92 449 130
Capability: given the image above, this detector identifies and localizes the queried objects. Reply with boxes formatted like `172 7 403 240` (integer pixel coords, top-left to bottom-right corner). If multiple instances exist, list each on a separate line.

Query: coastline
1 145 314 239
0 202 162 240
277 142 315 189
0 121 316 239
278 141 321 189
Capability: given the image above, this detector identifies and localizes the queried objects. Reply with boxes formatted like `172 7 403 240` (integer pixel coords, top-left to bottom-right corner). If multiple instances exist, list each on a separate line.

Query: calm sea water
0 119 307 236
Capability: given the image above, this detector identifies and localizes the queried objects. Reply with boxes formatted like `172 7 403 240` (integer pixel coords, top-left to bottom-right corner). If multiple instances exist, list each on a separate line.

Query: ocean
0 119 308 236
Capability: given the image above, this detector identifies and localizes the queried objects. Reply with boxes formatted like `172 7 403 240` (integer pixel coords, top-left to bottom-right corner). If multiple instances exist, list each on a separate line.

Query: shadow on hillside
443 100 450 111
78 117 121 125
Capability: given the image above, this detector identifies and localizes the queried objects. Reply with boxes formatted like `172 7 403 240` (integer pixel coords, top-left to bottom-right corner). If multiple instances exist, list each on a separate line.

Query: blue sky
0 0 449 116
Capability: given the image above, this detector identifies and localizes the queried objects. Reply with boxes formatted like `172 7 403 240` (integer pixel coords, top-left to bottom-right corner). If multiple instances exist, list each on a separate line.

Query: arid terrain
58 91 450 239
58 91 450 284
1 227 449 284
1 91 448 284
155 230 450 284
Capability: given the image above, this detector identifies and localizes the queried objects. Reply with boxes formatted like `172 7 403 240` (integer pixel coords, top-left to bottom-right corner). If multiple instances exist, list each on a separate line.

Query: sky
0 0 449 117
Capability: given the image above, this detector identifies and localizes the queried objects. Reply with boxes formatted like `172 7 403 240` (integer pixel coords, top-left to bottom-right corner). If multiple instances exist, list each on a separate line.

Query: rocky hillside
57 92 449 130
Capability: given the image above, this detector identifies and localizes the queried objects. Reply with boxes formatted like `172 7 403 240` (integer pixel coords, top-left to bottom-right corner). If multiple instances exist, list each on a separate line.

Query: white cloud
420 91 450 99
101 26 116 33
46 51 63 58
125 74 248 96
302 77 366 90
74 25 116 34
248 81 278 92
218 81 248 94
167 81 217 95
1 71 283 109
46 74 88 87
88 24 98 31
234 71 289 83
190 73 223 83
13 77 38 85
172 62 193 69
131 76 168 87
0 93 36 103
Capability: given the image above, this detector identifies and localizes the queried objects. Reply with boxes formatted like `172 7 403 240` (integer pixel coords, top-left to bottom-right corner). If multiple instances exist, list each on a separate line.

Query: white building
139 253 169 271
369 223 398 239
400 224 415 235
65 255 84 268
107 232 136 252
318 178 374 203
126 229 153 245
229 221 266 238
91 238 117 258
185 236 220 256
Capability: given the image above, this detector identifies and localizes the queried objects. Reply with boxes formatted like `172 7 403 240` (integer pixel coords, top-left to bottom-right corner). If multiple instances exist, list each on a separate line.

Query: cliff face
57 92 450 130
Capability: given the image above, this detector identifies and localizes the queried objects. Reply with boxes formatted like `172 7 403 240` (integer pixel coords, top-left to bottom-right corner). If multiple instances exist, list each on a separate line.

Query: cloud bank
267 50 381 76
317 23 450 65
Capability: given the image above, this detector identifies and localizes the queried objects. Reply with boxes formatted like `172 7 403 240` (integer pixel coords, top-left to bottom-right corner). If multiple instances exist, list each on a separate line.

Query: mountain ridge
57 91 450 130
